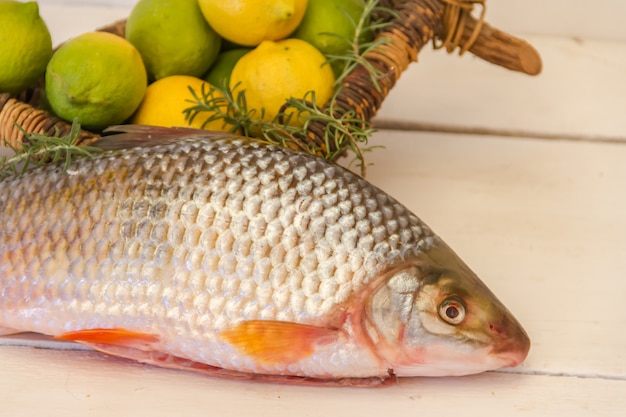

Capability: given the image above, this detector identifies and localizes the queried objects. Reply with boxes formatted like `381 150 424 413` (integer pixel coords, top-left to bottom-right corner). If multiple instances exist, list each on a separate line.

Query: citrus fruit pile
1 0 372 135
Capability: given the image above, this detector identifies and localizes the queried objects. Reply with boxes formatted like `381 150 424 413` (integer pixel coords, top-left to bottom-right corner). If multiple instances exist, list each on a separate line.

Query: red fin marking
55 328 159 349
220 320 339 366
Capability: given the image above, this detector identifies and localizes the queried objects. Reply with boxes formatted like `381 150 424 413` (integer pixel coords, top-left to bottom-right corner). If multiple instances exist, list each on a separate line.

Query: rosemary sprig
328 0 398 90
0 119 103 177
184 0 392 176
185 82 377 176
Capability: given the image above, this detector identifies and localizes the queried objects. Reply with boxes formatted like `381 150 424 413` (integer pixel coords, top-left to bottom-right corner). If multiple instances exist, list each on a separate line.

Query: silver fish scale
0 137 435 342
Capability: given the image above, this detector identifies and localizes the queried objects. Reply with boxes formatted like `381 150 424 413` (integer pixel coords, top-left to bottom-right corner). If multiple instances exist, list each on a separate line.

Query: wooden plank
1 345 624 417
373 36 626 141
488 0 626 41
38 0 626 41
38 3 131 45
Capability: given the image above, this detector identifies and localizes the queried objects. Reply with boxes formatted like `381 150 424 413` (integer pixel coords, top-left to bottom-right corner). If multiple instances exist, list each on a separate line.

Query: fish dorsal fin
95 124 239 151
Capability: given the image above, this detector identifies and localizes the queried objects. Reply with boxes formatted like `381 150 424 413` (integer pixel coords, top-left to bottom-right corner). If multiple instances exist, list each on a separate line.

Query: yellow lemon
198 0 308 46
0 1 52 93
229 38 335 125
126 0 221 80
131 75 231 131
293 0 371 76
45 32 147 131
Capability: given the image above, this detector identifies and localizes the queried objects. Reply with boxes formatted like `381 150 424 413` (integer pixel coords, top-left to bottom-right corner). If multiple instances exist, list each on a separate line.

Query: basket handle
306 0 542 150
434 0 542 75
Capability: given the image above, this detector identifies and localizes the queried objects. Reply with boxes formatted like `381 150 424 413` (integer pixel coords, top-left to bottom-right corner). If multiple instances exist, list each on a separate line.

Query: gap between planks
494 368 626 382
373 119 626 145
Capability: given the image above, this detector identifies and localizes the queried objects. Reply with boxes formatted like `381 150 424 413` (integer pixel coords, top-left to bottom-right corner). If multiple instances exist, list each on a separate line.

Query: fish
0 125 530 386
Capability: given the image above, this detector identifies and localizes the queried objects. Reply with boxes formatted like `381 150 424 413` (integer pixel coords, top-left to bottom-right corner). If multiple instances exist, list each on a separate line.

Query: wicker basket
0 0 541 153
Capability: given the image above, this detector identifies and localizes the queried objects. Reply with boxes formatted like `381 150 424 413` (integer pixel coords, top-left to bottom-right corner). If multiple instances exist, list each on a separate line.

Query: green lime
0 1 52 93
204 48 251 90
126 0 221 80
45 32 147 130
292 0 371 76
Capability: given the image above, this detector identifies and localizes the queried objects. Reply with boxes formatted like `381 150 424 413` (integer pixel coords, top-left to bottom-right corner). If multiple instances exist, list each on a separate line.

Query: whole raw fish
0 126 529 386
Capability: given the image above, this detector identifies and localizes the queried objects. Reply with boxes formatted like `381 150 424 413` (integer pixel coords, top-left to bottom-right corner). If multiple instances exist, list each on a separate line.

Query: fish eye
438 297 466 325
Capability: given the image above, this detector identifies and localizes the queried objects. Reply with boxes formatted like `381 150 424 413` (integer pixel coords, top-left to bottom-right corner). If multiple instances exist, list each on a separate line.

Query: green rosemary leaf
0 119 102 178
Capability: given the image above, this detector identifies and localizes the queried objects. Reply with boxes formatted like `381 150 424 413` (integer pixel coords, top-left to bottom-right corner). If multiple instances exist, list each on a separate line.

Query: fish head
364 238 530 377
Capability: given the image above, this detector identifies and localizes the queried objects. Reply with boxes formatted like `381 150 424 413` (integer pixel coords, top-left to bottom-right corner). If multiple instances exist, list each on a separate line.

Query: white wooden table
1 2 625 416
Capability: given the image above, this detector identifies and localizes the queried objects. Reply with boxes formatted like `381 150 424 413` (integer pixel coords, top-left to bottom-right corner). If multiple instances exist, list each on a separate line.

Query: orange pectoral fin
220 320 339 366
55 328 160 350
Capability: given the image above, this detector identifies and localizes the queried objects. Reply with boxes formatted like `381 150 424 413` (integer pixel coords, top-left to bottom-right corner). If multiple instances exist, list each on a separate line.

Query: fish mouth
491 346 529 368
489 324 531 368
